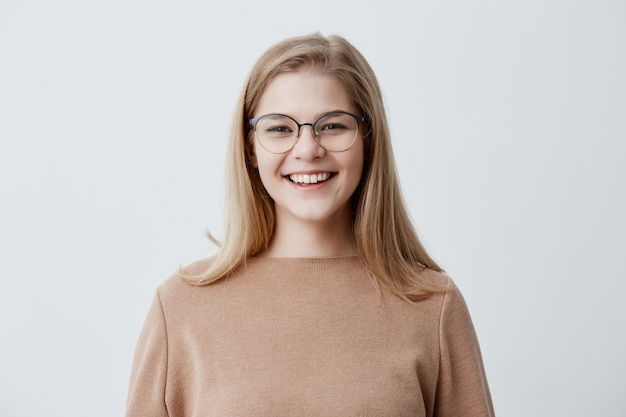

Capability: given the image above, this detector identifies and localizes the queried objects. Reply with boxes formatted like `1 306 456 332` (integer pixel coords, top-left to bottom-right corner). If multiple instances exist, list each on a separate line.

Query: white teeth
289 172 331 184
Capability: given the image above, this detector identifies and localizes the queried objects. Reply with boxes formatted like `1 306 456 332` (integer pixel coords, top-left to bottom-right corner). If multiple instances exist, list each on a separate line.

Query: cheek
348 141 366 182
253 147 283 184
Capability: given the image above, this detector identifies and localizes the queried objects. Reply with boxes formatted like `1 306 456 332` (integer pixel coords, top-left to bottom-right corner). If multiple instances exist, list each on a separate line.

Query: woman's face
251 69 364 229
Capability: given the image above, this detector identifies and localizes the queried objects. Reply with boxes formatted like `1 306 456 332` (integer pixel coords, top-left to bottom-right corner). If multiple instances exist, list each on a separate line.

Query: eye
256 115 297 138
265 125 293 134
318 121 350 136
315 113 357 136
320 123 347 131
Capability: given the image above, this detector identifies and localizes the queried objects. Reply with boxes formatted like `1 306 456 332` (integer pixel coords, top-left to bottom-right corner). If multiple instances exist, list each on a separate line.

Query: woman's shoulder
420 268 465 303
418 269 474 324
155 256 218 299
420 267 452 288
394 266 452 303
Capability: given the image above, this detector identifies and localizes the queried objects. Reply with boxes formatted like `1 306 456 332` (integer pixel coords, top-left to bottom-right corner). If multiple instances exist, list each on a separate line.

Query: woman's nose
291 125 325 160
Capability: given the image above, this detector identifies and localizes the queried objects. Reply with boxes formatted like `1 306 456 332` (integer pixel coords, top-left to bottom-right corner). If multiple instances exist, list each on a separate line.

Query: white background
1 0 624 416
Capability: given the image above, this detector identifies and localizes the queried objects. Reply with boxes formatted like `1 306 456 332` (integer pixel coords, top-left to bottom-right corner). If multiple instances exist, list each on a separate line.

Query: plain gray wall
1 0 624 415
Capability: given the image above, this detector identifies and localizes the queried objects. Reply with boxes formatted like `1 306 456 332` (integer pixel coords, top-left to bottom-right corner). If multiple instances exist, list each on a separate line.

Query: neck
262 215 356 258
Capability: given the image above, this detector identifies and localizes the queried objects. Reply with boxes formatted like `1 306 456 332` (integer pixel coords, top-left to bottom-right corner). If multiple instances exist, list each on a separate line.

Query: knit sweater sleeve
434 279 495 417
126 290 169 417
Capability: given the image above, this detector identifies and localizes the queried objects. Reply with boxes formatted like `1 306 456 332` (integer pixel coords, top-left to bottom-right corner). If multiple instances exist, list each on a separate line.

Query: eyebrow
267 109 358 121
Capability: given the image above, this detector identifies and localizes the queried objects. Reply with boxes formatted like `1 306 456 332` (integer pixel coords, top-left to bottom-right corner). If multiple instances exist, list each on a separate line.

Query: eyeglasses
249 111 365 154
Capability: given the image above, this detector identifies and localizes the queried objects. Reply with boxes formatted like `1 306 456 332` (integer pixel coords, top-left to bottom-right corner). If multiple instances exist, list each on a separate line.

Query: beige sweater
126 256 494 416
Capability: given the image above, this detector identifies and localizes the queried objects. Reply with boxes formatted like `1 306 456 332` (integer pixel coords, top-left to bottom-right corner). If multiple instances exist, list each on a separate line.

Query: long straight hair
183 33 444 301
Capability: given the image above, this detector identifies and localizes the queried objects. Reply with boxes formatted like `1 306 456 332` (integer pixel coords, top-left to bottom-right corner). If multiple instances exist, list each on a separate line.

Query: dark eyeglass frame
249 111 365 153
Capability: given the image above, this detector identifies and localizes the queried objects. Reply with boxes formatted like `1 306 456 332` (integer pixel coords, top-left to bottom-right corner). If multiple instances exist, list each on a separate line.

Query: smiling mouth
288 172 333 184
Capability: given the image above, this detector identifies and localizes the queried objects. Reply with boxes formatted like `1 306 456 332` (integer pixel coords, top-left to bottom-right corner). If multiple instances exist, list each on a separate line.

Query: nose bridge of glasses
296 122 317 139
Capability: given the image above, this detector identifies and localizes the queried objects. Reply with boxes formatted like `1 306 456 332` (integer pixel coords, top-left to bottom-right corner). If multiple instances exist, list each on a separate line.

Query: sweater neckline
248 255 362 265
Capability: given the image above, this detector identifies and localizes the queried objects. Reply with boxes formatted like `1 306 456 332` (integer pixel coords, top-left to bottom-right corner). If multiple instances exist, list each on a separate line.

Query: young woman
126 33 494 416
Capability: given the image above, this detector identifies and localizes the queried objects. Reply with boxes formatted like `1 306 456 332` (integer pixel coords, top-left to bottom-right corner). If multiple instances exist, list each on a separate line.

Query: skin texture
250 68 364 258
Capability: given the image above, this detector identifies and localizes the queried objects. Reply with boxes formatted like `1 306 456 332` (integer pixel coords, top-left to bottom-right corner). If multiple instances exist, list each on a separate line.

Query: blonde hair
184 33 444 301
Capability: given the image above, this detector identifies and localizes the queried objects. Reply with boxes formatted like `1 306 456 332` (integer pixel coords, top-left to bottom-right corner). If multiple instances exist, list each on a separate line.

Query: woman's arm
126 291 169 417
434 280 495 416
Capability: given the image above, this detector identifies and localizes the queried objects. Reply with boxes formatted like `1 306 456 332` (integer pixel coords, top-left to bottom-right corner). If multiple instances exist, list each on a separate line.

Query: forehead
254 69 356 119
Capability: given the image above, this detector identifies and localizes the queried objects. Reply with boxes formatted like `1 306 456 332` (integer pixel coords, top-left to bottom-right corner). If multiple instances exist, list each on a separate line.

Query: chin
283 203 353 226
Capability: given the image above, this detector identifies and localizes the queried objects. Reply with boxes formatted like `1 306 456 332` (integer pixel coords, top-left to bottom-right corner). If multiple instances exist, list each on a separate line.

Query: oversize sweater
126 256 494 416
